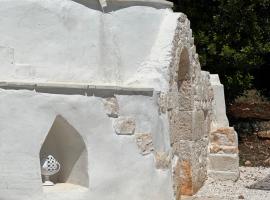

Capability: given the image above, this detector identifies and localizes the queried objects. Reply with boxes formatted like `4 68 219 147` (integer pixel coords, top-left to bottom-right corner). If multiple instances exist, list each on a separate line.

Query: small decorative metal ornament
41 155 61 186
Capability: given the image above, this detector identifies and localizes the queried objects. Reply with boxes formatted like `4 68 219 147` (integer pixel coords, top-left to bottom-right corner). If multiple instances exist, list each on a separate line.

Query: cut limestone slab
113 117 136 135
135 133 154 155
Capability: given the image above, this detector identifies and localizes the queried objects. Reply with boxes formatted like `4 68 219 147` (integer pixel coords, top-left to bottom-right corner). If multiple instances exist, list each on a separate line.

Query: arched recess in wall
39 115 89 188
177 47 191 91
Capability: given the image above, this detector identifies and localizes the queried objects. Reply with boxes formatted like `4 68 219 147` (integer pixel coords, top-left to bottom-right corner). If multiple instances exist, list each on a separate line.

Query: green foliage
235 89 268 104
172 0 270 102
224 72 253 101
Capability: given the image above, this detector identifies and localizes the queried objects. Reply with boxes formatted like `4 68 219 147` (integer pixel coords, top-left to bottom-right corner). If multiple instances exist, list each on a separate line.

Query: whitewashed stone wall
0 0 239 199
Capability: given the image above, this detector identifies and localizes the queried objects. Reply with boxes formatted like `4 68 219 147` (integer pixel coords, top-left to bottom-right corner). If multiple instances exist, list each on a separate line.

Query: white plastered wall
0 0 179 91
0 89 173 200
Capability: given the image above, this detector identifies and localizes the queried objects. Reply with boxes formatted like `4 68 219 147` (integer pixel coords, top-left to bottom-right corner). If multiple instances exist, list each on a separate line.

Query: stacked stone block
208 75 239 181
167 15 212 197
208 127 239 181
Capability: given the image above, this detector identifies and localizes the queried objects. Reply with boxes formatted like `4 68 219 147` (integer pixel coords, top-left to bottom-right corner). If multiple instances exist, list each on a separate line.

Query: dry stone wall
164 14 213 196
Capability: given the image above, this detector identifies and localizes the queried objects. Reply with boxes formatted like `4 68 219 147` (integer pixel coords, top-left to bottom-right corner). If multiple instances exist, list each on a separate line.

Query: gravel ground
185 167 270 200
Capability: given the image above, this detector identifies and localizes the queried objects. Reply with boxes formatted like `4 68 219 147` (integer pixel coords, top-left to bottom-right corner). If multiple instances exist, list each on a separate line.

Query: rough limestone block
191 138 208 192
170 110 204 142
113 117 136 135
202 112 211 137
173 139 208 196
209 127 238 146
192 110 204 140
172 156 181 200
103 97 119 118
209 145 239 154
208 154 239 172
170 110 192 143
167 87 193 112
208 170 239 181
167 92 180 111
180 160 193 196
210 74 229 128
154 151 170 169
135 133 154 155
158 92 167 114
179 92 194 111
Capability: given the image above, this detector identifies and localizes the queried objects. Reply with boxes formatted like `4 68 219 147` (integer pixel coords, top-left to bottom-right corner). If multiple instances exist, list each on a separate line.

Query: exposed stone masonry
166 14 213 196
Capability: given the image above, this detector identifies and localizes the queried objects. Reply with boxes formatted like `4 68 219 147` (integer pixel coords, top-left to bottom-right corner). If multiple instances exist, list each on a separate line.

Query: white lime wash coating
0 0 239 200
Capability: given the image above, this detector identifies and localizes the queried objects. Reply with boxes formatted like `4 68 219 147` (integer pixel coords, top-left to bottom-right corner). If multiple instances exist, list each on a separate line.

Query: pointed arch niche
177 47 191 91
40 115 89 188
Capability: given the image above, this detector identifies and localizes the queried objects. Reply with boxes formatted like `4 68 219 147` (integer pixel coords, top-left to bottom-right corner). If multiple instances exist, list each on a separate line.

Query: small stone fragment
103 97 119 118
114 117 136 135
245 160 252 166
135 133 154 155
154 151 171 169
158 92 167 114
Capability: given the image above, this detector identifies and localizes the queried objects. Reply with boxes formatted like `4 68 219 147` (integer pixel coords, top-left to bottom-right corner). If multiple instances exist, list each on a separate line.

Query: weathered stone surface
135 133 154 155
170 110 192 143
208 154 239 172
158 92 167 114
210 74 229 128
172 156 182 200
203 111 211 137
103 97 119 118
167 91 193 112
192 110 204 140
209 127 237 146
180 160 193 196
207 170 239 181
172 139 208 196
209 145 239 154
113 117 136 135
167 92 180 111
191 139 208 194
208 126 239 181
154 151 170 169
170 110 205 143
